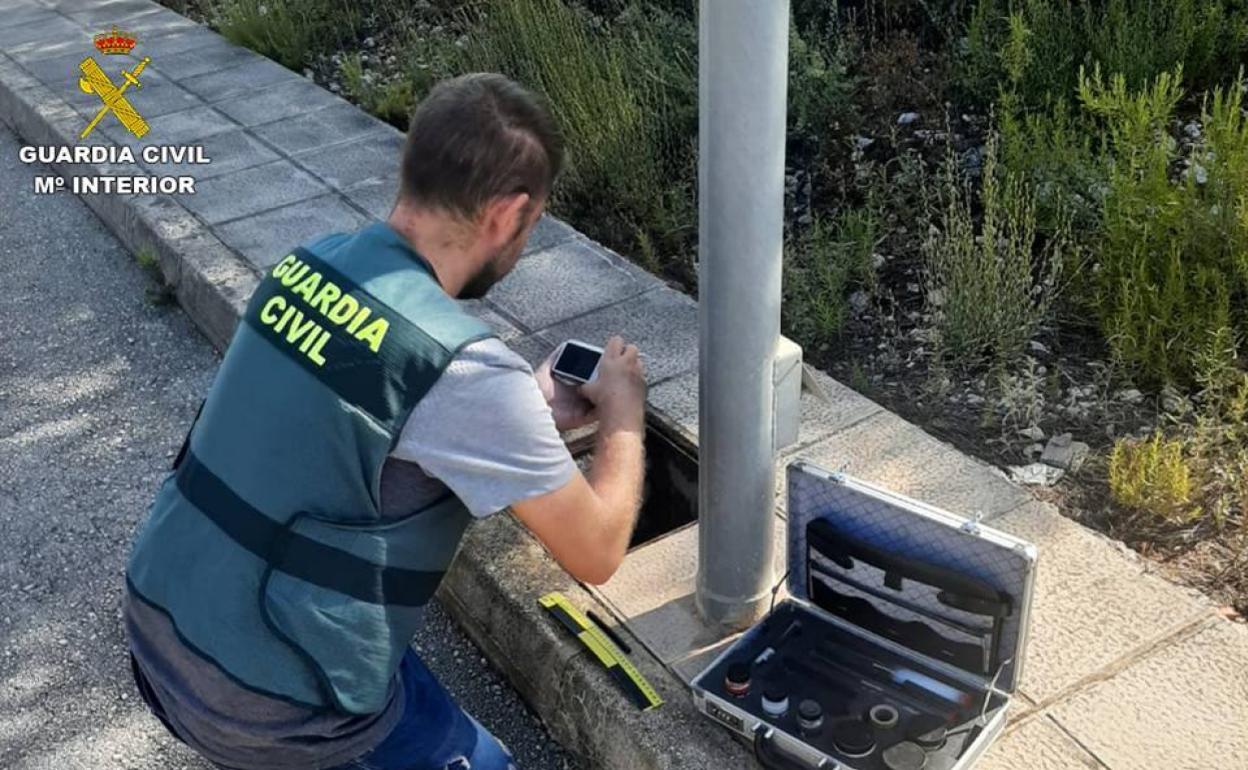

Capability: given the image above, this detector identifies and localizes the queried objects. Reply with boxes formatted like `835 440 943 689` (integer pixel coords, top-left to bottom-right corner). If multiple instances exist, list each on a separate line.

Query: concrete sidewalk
2 0 1245 767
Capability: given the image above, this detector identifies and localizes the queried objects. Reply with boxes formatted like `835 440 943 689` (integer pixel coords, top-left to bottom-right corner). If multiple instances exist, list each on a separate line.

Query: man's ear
484 192 532 245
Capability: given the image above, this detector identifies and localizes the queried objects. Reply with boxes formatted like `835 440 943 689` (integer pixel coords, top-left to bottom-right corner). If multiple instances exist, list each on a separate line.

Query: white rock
898 112 920 126
1009 463 1065 486
1028 340 1050 355
1117 388 1144 404
1018 425 1045 441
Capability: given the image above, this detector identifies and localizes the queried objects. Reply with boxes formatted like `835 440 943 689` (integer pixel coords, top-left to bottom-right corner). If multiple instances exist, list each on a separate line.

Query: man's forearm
587 423 644 557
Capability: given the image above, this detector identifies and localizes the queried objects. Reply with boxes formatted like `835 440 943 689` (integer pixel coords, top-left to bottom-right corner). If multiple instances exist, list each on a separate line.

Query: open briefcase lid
784 459 1038 695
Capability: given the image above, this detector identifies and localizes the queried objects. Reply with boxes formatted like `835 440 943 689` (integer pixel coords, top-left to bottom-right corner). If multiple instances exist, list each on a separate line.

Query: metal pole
695 0 790 629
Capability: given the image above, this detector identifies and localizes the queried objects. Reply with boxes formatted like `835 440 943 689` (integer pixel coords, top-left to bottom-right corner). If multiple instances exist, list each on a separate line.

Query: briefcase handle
753 726 832 770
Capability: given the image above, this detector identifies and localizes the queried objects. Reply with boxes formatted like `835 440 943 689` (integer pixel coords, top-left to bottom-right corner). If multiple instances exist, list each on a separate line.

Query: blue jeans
331 649 517 770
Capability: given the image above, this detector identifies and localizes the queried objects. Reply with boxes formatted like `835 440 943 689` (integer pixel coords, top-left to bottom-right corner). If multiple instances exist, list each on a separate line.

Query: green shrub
451 0 696 276
923 130 1067 367
960 0 1248 107
783 207 882 347
338 53 417 128
1109 432 1198 523
789 18 856 149
206 0 364 70
1079 67 1248 384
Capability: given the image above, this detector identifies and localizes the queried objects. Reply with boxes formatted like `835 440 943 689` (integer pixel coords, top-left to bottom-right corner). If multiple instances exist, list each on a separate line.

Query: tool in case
692 460 1038 769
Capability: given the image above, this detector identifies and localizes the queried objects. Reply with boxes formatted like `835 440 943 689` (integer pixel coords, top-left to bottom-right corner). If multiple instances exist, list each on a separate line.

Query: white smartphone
551 339 604 386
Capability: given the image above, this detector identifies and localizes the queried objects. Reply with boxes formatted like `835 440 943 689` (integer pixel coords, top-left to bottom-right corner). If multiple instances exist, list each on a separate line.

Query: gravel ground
0 124 575 770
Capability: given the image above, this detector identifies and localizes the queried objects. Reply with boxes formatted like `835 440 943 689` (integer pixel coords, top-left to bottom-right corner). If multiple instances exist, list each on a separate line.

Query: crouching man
123 73 645 770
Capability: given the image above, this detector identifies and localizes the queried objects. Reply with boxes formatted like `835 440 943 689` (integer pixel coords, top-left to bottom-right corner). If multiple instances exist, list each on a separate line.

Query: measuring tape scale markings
538 592 663 711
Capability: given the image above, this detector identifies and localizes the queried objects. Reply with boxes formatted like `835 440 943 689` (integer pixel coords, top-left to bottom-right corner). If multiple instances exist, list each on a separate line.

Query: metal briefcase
692 459 1038 770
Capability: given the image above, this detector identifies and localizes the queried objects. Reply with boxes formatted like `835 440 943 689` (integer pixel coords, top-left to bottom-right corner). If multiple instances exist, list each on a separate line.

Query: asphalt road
0 124 575 770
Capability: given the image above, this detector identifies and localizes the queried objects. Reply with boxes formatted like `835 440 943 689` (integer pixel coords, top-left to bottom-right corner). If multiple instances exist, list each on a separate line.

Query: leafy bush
206 0 364 70
960 0 1248 107
783 207 881 347
789 18 856 152
1109 432 1197 522
451 0 697 276
1109 328 1248 532
1079 67 1248 384
923 130 1067 366
339 53 417 127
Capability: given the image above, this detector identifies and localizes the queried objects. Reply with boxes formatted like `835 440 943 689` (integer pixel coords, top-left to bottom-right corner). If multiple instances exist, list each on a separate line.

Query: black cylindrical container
797 699 823 734
725 663 751 698
831 721 875 758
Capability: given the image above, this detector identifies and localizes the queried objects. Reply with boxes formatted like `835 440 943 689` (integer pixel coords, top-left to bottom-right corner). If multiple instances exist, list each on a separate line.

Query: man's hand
511 335 646 585
580 336 646 435
534 351 597 432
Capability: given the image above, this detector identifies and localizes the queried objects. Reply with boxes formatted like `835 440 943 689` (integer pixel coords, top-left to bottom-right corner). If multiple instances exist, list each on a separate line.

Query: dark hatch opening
571 415 698 550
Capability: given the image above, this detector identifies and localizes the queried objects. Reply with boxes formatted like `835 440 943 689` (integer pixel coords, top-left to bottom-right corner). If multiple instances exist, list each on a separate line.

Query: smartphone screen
554 343 602 381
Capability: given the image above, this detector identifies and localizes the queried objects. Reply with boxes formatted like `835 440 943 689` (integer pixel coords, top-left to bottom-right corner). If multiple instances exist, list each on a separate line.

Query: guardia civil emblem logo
78 26 152 140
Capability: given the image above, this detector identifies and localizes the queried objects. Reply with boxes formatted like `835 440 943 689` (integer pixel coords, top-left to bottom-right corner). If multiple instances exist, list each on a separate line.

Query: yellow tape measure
538 592 663 711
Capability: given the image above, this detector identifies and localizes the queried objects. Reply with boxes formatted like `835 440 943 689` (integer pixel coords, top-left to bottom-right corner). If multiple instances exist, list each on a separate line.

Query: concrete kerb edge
0 56 256 351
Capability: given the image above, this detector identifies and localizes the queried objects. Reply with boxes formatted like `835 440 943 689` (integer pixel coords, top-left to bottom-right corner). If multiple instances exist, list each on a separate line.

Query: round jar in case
882 741 927 770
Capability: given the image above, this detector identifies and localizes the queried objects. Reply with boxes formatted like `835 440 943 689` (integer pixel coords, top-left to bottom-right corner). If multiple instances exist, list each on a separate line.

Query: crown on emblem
93 26 137 55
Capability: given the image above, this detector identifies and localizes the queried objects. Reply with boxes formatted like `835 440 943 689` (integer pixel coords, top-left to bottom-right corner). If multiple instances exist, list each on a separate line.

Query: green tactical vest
126 222 495 715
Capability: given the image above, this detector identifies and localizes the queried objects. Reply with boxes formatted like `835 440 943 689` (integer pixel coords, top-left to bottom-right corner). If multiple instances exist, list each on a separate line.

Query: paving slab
648 364 883 450
214 193 370 271
64 0 164 28
179 56 292 103
488 238 657 332
990 502 1213 704
503 330 558 369
594 515 787 664
522 213 581 256
131 26 221 59
538 287 698 384
63 69 204 122
340 176 399 221
254 101 393 157
110 8 201 40
21 49 119 92
8 17 93 63
145 40 251 82
1050 618 1248 768
4 3 60 28
214 76 342 127
669 634 742 685
782 409 1033 519
979 715 1102 769
458 300 525 343
139 127 278 180
98 103 237 147
290 129 406 190
179 158 328 225
0 53 42 92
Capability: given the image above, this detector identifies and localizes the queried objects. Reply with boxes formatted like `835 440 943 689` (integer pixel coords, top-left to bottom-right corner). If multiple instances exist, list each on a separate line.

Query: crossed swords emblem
78 55 152 140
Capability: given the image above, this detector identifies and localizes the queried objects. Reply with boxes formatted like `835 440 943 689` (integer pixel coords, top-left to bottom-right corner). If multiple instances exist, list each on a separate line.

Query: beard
459 257 504 300
458 214 530 300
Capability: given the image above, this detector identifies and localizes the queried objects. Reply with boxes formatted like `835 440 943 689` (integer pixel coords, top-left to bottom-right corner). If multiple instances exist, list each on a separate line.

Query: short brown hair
398 73 564 219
